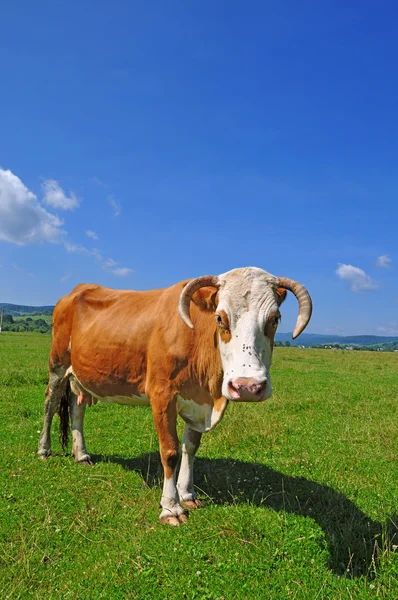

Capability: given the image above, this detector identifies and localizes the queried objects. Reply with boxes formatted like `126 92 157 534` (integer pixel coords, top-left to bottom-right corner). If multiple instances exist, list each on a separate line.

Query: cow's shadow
91 451 397 579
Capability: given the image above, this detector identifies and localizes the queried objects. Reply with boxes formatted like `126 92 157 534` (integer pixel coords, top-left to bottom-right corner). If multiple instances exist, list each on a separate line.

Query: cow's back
50 283 165 395
49 284 102 369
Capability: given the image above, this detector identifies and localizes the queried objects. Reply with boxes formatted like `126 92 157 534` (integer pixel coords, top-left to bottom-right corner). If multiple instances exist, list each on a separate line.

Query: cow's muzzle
228 377 268 402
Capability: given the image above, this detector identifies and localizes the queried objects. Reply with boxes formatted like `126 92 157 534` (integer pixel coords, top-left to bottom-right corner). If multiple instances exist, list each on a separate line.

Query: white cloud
42 179 79 211
0 168 64 245
12 263 34 277
0 168 132 278
64 242 102 261
102 258 117 268
375 254 392 269
101 257 132 277
90 176 106 187
112 267 133 277
108 195 121 217
336 263 378 292
65 245 132 277
13 263 25 272
64 242 92 255
60 274 71 283
86 229 99 240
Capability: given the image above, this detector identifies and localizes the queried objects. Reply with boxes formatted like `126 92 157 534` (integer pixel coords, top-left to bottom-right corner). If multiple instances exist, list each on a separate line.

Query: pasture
0 332 397 599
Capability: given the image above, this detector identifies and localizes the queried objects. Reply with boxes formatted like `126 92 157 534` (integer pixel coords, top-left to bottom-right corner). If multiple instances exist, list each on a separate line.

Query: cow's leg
152 398 187 526
177 424 203 510
38 368 66 459
70 395 92 465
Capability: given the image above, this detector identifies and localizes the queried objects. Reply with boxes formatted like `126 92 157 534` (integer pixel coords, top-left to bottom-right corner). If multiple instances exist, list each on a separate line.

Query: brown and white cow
38 267 312 525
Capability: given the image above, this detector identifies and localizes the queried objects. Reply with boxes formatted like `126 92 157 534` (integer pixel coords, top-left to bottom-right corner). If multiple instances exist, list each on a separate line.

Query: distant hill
275 332 398 346
1 303 398 347
0 303 54 317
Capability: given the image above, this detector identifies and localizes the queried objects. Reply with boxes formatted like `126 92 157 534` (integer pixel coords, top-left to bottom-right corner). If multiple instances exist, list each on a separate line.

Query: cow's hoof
160 513 188 526
178 513 189 523
75 455 93 466
181 499 203 510
38 450 51 461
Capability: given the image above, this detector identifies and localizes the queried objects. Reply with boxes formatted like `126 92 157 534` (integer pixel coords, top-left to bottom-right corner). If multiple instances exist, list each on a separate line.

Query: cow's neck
190 310 223 399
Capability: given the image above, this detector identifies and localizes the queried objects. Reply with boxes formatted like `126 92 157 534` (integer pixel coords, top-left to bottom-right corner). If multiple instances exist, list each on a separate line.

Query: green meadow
0 332 397 599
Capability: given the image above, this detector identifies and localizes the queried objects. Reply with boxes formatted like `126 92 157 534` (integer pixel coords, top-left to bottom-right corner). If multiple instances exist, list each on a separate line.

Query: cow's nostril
228 380 240 392
253 380 267 395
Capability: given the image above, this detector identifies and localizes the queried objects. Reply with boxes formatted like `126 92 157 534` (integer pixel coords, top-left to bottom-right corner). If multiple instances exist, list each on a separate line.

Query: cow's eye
215 314 229 330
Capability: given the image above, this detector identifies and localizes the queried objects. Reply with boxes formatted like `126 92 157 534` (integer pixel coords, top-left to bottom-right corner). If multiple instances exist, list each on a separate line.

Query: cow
38 267 312 525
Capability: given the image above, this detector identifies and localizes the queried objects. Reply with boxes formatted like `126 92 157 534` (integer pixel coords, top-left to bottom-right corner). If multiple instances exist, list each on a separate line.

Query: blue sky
0 1 397 336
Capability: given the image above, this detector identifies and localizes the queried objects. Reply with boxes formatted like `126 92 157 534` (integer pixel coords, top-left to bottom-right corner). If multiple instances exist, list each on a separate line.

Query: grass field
0 332 397 599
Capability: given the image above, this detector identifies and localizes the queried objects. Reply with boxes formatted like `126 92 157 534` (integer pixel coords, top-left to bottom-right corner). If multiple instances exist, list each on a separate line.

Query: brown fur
49 280 224 482
47 278 286 518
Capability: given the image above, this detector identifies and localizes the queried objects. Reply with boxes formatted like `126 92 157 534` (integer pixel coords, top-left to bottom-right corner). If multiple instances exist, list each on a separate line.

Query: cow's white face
180 265 312 403
215 267 285 402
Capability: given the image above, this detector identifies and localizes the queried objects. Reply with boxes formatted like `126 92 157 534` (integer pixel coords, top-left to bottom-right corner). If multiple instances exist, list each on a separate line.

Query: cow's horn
276 277 312 339
178 275 219 329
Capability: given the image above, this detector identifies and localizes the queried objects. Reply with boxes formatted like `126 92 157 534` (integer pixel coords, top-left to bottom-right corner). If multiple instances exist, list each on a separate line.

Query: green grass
0 332 397 599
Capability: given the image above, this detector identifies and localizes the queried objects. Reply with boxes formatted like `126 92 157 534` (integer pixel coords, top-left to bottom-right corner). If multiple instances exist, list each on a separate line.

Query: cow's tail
59 378 72 452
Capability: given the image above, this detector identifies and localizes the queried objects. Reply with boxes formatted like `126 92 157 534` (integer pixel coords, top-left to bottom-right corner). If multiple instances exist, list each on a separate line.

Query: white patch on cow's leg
177 425 202 509
38 369 66 459
70 396 92 464
160 474 187 525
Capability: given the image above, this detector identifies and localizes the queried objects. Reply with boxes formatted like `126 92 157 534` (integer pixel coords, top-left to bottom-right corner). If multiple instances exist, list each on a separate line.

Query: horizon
1 299 398 341
1 2 397 336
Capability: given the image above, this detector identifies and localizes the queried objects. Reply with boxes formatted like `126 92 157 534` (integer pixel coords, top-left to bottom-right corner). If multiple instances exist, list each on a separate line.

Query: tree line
1 314 51 334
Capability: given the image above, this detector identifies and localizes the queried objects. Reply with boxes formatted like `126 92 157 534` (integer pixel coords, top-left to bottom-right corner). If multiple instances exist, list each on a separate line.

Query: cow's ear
276 288 287 306
192 287 219 312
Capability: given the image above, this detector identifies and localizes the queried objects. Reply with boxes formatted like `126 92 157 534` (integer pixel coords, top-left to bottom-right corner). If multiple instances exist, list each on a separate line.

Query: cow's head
178 267 312 402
